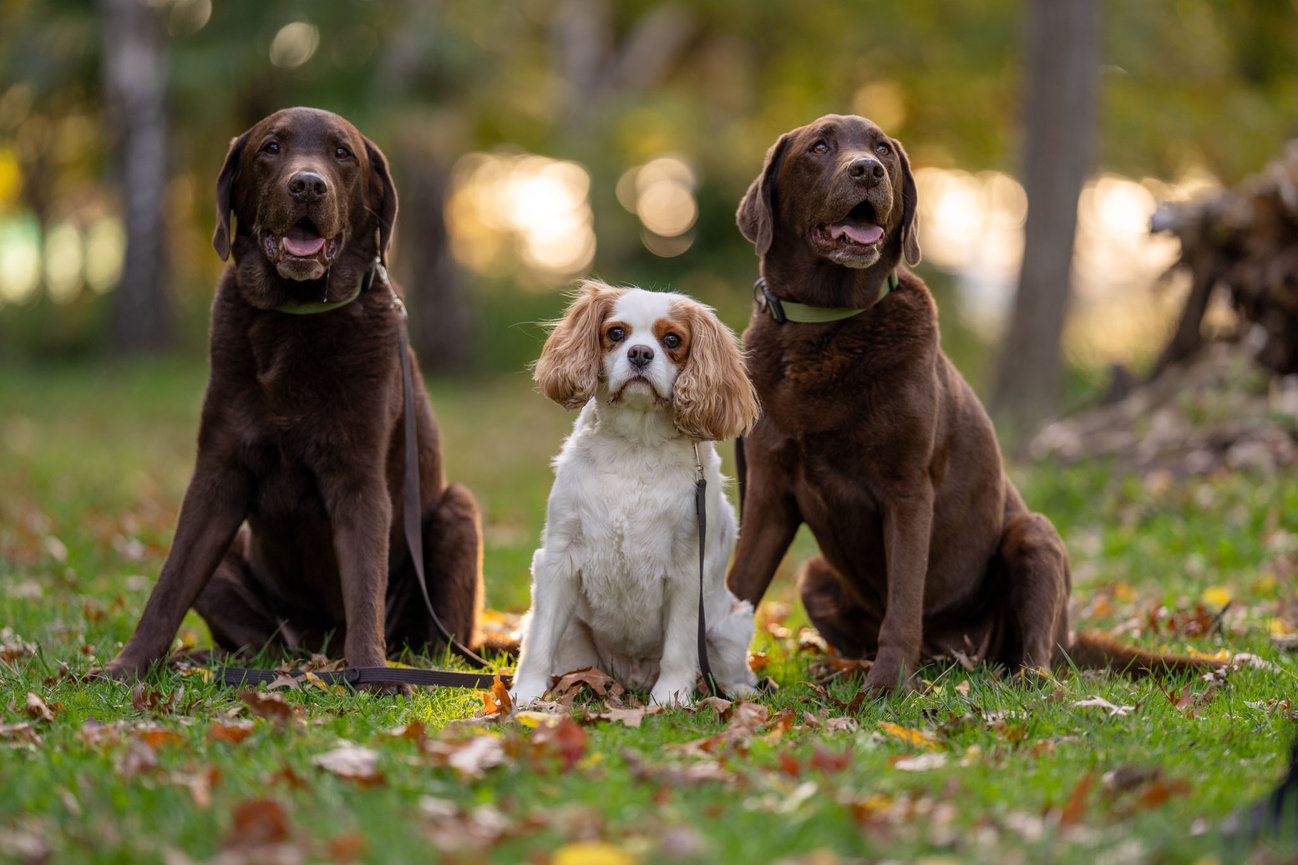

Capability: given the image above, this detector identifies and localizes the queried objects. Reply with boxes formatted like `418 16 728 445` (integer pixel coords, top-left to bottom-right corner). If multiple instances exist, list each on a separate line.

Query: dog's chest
568 445 697 650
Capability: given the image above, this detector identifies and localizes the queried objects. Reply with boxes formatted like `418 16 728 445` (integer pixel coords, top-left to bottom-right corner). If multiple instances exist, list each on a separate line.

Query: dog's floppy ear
736 132 792 257
364 137 398 265
212 131 250 262
534 280 621 410
892 136 921 267
671 300 760 442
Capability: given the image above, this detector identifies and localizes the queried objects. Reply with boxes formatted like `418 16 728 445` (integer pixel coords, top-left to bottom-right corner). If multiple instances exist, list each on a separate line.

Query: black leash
219 259 506 692
693 442 726 700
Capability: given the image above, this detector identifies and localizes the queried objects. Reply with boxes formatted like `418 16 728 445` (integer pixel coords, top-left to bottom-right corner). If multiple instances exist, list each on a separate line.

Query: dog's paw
862 653 915 696
509 679 550 707
650 679 696 708
95 656 149 683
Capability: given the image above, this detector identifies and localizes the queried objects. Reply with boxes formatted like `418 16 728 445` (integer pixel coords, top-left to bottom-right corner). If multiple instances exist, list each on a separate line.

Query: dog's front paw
96 654 152 683
510 678 550 707
650 678 696 708
862 651 915 695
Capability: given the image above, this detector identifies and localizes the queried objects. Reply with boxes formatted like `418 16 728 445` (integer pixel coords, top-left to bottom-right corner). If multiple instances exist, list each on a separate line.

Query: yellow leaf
1113 581 1135 602
1269 618 1297 636
878 721 939 750
514 711 563 728
1186 646 1230 661
1200 586 1232 608
551 841 638 865
180 668 213 682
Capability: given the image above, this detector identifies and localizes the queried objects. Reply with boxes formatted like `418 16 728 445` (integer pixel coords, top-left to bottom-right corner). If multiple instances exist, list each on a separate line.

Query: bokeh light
270 22 319 69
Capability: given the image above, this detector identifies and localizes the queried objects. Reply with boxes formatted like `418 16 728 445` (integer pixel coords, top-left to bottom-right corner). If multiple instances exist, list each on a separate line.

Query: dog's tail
1064 630 1228 677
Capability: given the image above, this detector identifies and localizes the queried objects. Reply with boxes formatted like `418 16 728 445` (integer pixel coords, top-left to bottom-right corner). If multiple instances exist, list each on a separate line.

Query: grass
2 357 1297 864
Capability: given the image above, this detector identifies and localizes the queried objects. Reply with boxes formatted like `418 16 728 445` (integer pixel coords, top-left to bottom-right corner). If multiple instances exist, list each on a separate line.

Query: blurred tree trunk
100 0 172 353
990 0 1101 425
392 134 473 371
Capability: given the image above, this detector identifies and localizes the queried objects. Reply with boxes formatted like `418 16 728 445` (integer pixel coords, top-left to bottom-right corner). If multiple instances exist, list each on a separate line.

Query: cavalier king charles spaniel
510 281 762 707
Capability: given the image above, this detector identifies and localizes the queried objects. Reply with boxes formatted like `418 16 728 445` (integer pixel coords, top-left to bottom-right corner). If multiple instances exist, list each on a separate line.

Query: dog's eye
262 141 280 155
334 146 351 160
662 333 682 350
607 326 625 343
876 142 892 157
811 141 829 154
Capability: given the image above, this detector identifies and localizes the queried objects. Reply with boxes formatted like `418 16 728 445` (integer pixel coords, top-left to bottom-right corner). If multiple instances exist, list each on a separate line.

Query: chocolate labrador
102 107 483 684
729 114 1219 692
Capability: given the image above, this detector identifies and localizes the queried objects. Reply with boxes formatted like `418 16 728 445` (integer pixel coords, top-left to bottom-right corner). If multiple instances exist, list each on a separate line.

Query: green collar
754 270 897 324
275 260 385 315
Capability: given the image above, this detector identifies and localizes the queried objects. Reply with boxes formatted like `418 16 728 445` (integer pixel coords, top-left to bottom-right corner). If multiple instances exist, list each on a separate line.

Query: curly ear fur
364 137 398 264
534 280 623 409
736 132 792 257
892 136 921 267
212 132 249 262
671 299 761 441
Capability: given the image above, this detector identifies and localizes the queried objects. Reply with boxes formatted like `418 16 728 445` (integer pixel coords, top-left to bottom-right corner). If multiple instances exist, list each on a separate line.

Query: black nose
288 171 329 203
848 157 885 184
628 344 654 369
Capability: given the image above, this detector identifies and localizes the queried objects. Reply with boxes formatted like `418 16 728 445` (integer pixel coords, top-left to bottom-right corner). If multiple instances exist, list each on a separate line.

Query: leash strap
394 293 494 672
693 443 726 699
218 665 500 690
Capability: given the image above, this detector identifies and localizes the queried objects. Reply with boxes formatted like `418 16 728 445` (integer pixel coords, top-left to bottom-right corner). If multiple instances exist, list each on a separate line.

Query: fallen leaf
479 676 513 716
549 668 625 705
134 726 184 749
551 840 638 865
878 721 940 750
1071 696 1135 717
602 706 656 728
223 797 290 850
1200 586 1232 609
1135 776 1192 809
325 830 366 862
116 739 159 780
312 743 383 786
170 767 220 808
239 690 302 727
432 734 507 779
531 716 588 771
207 720 256 744
24 693 55 723
1059 771 1095 827
892 752 948 771
514 710 565 729
131 683 182 714
808 745 852 774
0 722 41 747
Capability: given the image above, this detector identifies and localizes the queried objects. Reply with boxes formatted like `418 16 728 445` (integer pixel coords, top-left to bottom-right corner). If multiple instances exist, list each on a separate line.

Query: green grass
2 358 1297 864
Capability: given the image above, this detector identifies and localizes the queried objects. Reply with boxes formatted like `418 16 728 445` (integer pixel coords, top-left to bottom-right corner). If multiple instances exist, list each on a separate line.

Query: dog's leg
996 510 1071 672
798 555 883 658
651 575 704 707
706 594 759 698
864 489 934 693
726 480 801 605
510 547 579 705
193 526 284 654
324 475 393 672
102 456 251 680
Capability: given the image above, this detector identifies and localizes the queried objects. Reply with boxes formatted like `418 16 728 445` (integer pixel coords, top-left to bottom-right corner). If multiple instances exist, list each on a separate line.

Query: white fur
511 289 758 707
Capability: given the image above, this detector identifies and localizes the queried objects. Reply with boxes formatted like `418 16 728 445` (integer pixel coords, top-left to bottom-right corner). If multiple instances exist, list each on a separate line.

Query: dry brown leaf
432 734 507 779
1059 771 1095 827
134 725 184 749
312 743 383 786
207 719 256 745
223 797 290 850
621 747 741 788
1135 776 1192 809
479 676 514 716
325 830 366 862
602 706 656 728
530 716 588 771
116 739 159 780
131 683 183 714
549 668 625 706
239 690 302 727
0 722 41 747
385 719 428 745
170 767 220 808
24 693 55 723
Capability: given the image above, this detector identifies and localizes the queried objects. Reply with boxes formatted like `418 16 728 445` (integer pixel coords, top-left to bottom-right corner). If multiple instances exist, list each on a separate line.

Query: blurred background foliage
1 0 1296 402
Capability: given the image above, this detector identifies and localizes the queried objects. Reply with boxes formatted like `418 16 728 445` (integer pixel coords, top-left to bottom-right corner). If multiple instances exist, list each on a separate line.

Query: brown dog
729 114 1217 692
102 107 483 683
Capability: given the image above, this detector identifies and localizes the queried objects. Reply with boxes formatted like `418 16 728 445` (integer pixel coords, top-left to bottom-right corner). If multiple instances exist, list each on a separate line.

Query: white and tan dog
511 281 761 707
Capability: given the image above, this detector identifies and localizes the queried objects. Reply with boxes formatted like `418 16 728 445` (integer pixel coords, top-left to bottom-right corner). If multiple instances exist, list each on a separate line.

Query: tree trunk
391 138 474 371
990 0 1101 425
100 0 172 353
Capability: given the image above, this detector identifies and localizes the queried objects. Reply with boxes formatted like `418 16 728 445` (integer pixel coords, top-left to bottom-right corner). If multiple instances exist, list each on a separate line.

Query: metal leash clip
753 277 787 324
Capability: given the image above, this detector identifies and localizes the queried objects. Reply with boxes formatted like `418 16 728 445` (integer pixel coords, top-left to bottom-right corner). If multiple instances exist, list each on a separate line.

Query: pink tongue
283 225 326 257
832 222 884 245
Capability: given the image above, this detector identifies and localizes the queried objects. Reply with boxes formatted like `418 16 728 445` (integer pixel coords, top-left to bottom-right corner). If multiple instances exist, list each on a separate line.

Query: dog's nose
848 157 885 184
288 171 329 203
628 344 655 369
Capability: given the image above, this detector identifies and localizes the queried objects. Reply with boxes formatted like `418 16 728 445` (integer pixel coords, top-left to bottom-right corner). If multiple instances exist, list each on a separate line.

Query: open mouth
814 200 885 254
263 218 341 276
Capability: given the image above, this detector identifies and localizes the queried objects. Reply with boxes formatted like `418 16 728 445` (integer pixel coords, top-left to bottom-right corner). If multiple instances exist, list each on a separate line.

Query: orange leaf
1059 771 1094 827
480 675 513 716
878 721 939 750
207 720 256 744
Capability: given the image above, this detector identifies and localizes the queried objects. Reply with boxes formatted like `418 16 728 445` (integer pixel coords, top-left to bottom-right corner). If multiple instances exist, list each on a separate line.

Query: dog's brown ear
534 280 620 410
736 132 791 257
212 132 249 262
672 300 760 442
892 136 921 267
364 138 398 265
